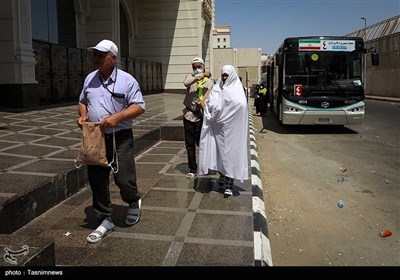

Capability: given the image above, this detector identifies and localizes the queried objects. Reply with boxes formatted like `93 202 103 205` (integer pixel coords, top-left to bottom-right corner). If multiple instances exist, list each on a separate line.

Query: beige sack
75 122 108 166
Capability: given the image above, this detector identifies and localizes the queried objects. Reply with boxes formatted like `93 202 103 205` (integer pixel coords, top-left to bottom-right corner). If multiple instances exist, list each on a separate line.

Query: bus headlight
284 106 304 113
347 105 365 113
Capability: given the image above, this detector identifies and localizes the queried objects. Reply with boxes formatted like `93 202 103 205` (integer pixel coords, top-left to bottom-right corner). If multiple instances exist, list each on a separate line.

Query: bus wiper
303 86 314 97
334 79 344 93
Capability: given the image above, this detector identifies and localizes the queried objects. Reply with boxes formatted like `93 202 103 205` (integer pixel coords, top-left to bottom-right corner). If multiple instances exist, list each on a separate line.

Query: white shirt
79 67 145 134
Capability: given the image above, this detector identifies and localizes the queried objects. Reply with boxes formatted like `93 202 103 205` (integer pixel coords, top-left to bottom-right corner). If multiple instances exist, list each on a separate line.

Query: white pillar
0 0 36 85
75 0 89 49
0 0 39 108
197 0 202 58
209 0 215 75
111 0 120 48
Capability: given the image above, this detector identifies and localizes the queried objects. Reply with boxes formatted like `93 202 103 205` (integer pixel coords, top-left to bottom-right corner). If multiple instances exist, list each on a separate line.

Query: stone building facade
0 0 214 108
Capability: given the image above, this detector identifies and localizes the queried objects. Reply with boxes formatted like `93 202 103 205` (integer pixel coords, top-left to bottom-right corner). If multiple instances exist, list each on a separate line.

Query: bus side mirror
371 53 379 66
276 53 283 67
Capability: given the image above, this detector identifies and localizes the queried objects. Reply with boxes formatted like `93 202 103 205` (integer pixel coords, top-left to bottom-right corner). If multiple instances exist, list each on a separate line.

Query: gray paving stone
0 93 261 266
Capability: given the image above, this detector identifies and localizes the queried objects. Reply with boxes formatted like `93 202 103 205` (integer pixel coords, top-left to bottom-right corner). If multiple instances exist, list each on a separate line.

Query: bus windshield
284 51 362 89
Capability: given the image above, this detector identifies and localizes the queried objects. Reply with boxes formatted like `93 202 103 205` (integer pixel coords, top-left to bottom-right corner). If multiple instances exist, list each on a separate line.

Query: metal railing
32 39 163 105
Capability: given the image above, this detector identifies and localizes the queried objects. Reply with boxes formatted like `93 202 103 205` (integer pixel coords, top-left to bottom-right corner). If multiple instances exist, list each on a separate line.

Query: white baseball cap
191 57 204 65
88 39 118 55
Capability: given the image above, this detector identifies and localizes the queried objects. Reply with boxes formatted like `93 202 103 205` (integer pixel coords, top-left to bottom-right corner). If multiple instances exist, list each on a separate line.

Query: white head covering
217 65 243 90
191 57 205 65
221 65 239 87
207 65 245 116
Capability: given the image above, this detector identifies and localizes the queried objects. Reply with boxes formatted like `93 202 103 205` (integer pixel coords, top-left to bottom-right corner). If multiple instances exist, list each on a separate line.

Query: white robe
198 65 249 182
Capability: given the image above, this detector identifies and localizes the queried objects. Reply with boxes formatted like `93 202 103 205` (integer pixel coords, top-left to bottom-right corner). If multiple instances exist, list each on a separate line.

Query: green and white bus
266 36 379 125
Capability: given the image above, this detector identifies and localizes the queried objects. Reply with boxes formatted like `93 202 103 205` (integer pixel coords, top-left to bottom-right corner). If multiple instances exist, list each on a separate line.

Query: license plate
318 118 329 123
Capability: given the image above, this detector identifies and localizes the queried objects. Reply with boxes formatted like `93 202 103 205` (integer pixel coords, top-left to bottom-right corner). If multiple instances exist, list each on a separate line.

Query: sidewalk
0 93 185 234
365 95 400 103
0 93 271 267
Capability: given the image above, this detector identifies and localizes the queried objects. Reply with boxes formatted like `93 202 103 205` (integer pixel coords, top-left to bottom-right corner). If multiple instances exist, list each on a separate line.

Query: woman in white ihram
198 65 249 197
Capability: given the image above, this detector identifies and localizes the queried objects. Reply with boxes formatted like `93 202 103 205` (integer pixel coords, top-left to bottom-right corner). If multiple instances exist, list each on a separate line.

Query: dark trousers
258 95 268 116
183 117 202 173
88 129 140 218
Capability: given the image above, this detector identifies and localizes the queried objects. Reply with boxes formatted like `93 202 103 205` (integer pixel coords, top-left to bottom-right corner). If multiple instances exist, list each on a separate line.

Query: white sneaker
224 188 233 197
186 172 196 179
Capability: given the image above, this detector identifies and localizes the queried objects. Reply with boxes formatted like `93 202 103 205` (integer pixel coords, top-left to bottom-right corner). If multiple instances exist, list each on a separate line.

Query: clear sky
215 0 400 55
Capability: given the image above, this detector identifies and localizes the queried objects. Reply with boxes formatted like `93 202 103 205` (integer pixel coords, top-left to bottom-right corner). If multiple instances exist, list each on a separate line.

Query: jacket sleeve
184 73 203 88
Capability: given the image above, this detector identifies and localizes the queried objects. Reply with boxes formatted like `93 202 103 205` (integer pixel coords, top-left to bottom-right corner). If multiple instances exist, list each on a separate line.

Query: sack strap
107 128 119 173
74 128 119 173
74 159 83 169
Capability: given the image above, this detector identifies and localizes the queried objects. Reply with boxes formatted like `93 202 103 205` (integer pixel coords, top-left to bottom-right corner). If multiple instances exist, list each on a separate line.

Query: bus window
284 53 321 87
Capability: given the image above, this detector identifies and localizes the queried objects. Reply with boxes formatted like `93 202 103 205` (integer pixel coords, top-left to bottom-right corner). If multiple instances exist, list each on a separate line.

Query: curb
249 113 273 266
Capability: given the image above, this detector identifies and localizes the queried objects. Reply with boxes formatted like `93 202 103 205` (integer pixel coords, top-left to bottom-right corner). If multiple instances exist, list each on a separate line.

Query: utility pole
361 17 367 92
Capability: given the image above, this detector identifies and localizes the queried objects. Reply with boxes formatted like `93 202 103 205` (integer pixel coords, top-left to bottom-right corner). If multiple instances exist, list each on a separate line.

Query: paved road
253 98 400 266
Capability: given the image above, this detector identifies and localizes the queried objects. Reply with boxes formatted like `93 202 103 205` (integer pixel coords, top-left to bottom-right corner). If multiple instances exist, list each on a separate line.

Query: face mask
194 68 204 75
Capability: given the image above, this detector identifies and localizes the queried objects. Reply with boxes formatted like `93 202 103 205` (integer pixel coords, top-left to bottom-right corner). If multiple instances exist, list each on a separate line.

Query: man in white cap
77 39 145 243
182 57 213 179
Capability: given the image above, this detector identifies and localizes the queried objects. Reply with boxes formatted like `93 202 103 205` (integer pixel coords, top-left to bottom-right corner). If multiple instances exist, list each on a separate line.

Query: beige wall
369 69 399 97
212 48 235 78
237 48 261 86
212 47 261 87
85 0 117 47
367 33 399 97
79 0 213 92
133 0 213 92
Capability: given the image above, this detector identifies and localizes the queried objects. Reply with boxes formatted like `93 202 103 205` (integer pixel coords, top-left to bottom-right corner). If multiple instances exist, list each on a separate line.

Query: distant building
345 15 399 97
213 47 261 89
213 25 231 49
212 24 260 88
